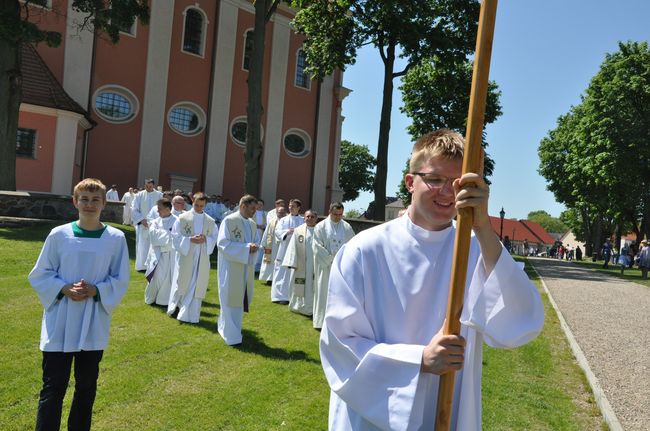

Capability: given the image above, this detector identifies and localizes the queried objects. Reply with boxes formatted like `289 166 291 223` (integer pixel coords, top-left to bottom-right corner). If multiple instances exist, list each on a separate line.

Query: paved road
530 257 650 430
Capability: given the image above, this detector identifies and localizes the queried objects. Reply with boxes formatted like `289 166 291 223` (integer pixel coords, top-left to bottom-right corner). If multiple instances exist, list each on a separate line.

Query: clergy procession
120 181 357 342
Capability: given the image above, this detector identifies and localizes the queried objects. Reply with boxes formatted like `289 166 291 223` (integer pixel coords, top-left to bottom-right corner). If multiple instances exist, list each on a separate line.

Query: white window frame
118 18 137 38
181 5 209 59
167 101 206 137
294 48 311 91
282 128 311 158
92 85 139 124
20 0 51 10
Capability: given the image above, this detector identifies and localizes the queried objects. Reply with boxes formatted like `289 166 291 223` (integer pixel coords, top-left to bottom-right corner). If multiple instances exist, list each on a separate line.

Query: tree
338 139 376 202
0 0 149 190
244 0 282 197
396 58 503 203
526 210 568 234
538 41 650 254
293 0 481 220
344 208 362 219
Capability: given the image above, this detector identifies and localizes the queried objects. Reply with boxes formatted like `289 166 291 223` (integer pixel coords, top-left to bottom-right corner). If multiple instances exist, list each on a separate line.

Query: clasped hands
190 234 206 244
62 279 97 301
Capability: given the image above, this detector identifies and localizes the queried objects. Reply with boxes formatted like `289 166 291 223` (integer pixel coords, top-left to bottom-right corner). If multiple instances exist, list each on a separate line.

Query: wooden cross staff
434 0 499 429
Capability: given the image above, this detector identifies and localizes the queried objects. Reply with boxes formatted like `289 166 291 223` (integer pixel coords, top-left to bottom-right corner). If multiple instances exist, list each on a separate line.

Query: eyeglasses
411 172 458 189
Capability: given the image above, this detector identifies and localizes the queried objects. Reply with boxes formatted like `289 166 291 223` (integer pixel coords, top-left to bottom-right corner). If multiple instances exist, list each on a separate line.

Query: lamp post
499 207 505 241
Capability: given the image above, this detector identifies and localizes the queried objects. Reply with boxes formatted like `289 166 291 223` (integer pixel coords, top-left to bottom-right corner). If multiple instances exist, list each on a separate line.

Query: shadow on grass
0 223 57 242
235 329 320 364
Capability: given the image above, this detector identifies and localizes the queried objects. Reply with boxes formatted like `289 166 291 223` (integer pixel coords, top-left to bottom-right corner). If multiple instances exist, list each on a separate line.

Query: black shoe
265 280 272 286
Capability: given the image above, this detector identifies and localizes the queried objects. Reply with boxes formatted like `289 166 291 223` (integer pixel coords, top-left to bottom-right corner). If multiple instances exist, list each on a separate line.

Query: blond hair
409 129 464 172
73 178 106 199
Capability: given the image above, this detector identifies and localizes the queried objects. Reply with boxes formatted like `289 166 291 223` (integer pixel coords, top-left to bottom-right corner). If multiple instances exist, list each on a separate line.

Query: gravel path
530 257 650 430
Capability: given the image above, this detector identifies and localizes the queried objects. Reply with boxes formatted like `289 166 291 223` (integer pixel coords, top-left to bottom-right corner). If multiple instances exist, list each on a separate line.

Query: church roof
488 215 555 245
20 43 89 118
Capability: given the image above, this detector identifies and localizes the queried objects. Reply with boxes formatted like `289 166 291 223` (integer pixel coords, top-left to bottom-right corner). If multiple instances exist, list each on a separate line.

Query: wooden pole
434 0 499 429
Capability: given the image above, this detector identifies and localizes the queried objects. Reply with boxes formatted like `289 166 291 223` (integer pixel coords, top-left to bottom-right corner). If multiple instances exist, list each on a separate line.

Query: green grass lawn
1 223 605 430
570 258 650 288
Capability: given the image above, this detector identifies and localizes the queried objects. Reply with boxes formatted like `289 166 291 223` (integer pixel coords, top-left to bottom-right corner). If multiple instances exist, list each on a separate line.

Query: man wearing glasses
320 129 544 430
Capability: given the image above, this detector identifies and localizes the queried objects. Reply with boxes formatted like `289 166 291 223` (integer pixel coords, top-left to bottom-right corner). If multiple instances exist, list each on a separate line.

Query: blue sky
340 0 650 220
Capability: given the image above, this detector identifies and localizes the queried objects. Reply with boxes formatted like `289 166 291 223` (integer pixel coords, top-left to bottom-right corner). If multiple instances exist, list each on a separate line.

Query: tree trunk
372 44 395 221
0 0 21 191
244 0 268 198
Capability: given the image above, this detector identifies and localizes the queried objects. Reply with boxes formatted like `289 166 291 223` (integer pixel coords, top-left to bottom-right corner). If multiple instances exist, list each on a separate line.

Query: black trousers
35 350 104 431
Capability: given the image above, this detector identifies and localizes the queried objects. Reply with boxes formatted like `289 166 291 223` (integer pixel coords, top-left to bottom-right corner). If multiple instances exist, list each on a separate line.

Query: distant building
488 216 555 255
385 199 405 221
16 0 348 213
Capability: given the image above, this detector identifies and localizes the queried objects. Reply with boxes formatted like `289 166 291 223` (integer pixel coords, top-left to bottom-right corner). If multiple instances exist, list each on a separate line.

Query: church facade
16 0 348 213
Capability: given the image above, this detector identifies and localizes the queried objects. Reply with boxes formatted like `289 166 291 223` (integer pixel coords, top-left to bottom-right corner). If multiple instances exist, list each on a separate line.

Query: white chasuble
272 214 305 301
144 214 177 305
131 189 163 270
172 210 217 300
258 216 280 282
320 215 544 431
282 224 315 316
217 211 257 345
312 218 355 328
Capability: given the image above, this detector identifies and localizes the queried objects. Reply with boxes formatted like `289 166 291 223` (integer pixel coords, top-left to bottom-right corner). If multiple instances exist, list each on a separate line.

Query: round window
231 121 247 146
229 117 264 147
167 103 205 136
94 87 138 123
283 131 310 157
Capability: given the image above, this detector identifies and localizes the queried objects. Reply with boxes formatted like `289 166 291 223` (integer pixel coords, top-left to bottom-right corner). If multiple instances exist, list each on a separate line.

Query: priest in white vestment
120 187 135 225
168 193 218 323
266 198 286 225
258 206 286 283
320 130 544 431
171 195 186 217
312 202 355 329
144 199 177 306
282 209 317 316
272 199 304 303
131 179 163 271
216 195 259 345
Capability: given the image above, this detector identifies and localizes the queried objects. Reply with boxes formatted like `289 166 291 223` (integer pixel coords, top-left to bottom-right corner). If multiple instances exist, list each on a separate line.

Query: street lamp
499 207 505 241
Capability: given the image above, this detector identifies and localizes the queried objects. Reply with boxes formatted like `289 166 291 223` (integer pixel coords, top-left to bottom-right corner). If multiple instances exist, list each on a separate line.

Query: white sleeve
205 220 219 255
313 225 334 267
131 194 144 224
461 247 544 348
28 232 67 310
95 235 130 315
320 245 425 430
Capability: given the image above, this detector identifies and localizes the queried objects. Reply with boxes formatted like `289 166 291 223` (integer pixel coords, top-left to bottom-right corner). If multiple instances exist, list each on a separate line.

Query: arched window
242 29 254 71
283 129 311 157
295 49 310 89
182 7 206 56
93 85 139 124
168 102 206 136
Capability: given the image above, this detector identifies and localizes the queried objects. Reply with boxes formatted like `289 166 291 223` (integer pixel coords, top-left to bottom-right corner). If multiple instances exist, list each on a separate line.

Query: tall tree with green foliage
526 210 568 234
0 0 149 191
338 140 376 202
396 58 502 204
293 0 481 220
538 41 650 254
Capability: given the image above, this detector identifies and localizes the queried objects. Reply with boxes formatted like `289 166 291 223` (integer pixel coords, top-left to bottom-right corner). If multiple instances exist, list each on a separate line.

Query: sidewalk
530 257 650 430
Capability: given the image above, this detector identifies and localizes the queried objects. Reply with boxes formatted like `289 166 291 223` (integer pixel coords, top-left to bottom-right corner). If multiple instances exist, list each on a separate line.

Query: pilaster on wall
330 84 352 205
137 1 175 185
51 112 85 194
260 14 291 205
204 0 239 195
63 3 95 108
310 75 334 214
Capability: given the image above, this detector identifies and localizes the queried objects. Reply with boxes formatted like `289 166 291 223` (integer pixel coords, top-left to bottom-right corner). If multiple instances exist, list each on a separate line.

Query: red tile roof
20 44 89 118
488 216 554 245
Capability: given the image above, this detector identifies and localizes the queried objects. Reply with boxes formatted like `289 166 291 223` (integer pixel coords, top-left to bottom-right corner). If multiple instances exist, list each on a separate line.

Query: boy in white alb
320 130 544 430
28 178 130 431
144 198 178 306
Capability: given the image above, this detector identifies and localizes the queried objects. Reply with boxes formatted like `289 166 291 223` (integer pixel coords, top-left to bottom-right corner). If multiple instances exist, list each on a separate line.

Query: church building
16 0 349 213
